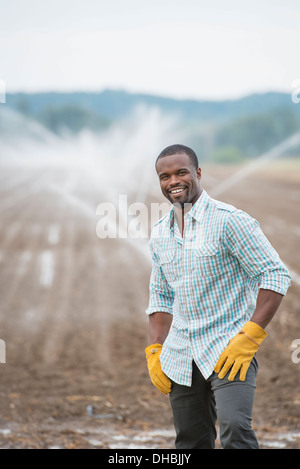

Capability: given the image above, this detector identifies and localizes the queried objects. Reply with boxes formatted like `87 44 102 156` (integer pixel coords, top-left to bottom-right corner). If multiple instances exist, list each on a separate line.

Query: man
145 144 291 449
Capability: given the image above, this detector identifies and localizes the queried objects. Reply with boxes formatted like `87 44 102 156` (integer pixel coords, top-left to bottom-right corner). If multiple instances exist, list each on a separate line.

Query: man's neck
173 190 202 236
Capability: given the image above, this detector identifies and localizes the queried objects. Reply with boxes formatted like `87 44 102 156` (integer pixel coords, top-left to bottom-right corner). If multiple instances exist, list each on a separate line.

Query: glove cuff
241 321 268 346
145 343 162 360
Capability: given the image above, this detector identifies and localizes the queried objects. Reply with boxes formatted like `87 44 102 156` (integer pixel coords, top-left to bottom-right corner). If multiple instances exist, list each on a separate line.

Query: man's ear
196 168 201 180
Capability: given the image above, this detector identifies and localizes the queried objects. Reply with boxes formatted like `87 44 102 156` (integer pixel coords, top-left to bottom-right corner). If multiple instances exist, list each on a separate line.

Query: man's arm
145 312 173 394
144 238 174 394
215 211 291 381
149 312 173 345
214 289 285 381
224 210 291 297
250 288 283 329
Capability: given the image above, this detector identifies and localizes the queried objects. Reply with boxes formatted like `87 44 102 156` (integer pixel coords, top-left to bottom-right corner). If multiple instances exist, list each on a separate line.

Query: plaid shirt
146 190 291 385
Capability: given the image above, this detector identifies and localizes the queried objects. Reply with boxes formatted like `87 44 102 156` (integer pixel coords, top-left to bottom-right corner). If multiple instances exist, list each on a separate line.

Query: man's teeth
170 188 184 194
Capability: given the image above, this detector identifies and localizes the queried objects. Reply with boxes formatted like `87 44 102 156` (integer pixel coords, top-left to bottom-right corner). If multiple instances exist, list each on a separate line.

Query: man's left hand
214 321 268 381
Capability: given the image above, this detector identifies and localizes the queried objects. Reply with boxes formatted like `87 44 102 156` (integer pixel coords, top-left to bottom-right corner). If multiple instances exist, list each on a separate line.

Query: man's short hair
156 144 199 170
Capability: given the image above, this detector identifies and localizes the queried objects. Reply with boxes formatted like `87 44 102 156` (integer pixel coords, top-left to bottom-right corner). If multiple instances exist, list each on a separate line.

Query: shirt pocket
158 249 177 283
194 243 222 277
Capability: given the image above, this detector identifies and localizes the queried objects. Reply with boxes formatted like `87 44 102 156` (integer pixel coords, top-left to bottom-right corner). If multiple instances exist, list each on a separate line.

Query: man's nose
168 175 181 186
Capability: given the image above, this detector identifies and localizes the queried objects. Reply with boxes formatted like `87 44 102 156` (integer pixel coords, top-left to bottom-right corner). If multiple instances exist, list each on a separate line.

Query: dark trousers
169 359 259 449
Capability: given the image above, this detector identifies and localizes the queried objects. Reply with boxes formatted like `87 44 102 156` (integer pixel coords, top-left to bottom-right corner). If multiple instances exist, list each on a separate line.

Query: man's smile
169 187 186 194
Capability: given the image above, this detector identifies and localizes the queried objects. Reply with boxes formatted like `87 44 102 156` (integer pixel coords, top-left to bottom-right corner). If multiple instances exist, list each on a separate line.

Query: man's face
156 153 202 207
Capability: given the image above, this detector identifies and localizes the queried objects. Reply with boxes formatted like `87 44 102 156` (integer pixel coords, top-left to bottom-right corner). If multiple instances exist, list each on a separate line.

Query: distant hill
2 89 300 161
5 89 300 123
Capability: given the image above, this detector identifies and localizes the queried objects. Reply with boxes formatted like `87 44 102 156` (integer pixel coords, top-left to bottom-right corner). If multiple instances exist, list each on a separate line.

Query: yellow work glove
214 321 268 381
145 343 172 394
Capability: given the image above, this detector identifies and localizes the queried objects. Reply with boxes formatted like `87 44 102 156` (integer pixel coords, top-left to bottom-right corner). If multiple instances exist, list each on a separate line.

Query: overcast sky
0 0 299 100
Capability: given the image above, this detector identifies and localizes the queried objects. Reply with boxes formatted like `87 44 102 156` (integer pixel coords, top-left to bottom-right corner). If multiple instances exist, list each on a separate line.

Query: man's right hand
145 343 172 394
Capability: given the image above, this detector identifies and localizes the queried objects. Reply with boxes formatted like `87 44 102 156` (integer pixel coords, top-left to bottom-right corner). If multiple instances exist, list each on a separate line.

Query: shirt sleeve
224 210 291 296
145 239 175 316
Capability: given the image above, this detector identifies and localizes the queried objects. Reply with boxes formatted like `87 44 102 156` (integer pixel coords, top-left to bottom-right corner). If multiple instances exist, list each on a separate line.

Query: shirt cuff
145 306 173 316
259 271 292 296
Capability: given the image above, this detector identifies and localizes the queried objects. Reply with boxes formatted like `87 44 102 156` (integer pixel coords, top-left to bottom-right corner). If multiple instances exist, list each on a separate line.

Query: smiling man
145 144 291 449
